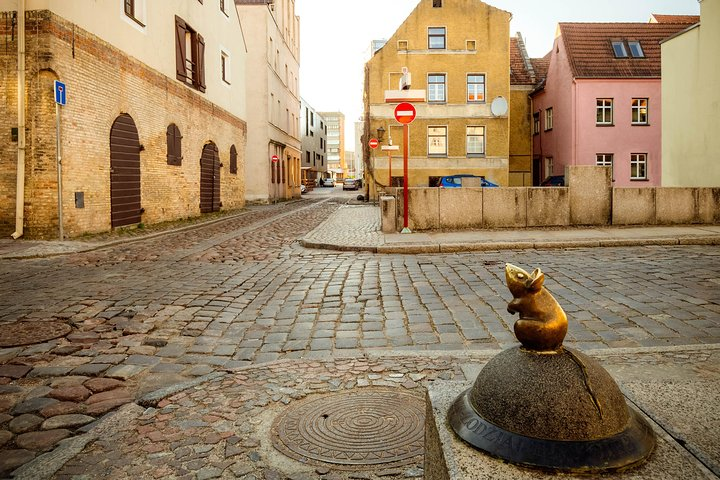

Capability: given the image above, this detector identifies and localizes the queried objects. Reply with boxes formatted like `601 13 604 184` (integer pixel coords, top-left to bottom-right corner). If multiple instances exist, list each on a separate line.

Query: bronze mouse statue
505 263 568 352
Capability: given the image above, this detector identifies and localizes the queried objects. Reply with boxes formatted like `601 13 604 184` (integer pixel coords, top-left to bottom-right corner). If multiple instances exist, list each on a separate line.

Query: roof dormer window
611 41 628 58
627 40 644 58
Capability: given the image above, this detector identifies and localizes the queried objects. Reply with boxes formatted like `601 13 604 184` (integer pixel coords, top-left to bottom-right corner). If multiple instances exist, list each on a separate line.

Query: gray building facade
300 98 327 183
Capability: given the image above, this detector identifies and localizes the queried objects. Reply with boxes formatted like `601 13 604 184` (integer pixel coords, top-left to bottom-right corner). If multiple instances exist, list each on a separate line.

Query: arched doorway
109 114 142 228
200 142 220 213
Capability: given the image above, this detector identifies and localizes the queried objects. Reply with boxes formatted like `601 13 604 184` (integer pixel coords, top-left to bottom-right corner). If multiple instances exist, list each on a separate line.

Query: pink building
531 19 696 187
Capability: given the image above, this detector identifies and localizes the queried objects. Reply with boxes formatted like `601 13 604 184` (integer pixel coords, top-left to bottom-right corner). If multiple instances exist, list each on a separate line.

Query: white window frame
428 27 446 50
596 98 613 125
121 0 147 31
631 153 648 180
428 126 448 156
428 74 446 103
544 108 553 131
466 126 485 155
467 74 485 103
631 98 648 125
627 41 644 58
220 49 231 85
611 40 628 58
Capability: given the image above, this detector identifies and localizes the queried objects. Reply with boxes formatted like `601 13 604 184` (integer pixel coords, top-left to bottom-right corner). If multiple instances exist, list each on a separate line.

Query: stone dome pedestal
448 346 656 473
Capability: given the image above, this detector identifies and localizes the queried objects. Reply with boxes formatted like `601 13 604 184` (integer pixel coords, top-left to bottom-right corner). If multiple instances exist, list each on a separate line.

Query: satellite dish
490 96 508 117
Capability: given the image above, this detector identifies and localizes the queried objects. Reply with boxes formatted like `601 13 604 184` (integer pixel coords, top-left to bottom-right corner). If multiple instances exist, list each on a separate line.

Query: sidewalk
302 204 720 253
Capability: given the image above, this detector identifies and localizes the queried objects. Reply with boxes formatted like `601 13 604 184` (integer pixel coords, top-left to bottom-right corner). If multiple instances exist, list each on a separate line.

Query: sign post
394 102 416 234
54 80 66 240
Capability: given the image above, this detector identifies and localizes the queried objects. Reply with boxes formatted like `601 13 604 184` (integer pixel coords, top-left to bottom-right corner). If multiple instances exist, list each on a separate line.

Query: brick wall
0 11 246 239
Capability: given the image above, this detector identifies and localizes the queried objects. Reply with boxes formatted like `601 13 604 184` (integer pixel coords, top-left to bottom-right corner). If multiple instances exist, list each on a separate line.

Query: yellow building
364 0 536 197
661 4 719 187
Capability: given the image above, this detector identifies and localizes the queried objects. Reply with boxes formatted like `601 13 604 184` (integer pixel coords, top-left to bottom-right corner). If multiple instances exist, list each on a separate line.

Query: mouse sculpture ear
528 268 545 291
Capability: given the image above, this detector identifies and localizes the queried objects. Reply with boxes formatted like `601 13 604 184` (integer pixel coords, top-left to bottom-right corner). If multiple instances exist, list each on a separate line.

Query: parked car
540 175 565 186
439 174 498 188
321 178 335 187
300 184 307 194
343 178 360 191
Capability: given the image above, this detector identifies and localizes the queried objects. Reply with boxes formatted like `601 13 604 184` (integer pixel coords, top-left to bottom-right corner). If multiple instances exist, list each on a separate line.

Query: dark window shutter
174 125 182 165
230 145 237 174
166 124 183 165
175 17 187 81
197 33 206 92
166 124 175 164
281 159 286 184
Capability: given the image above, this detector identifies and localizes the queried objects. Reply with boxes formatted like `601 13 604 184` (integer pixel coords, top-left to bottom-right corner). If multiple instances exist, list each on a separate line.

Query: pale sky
295 0 700 148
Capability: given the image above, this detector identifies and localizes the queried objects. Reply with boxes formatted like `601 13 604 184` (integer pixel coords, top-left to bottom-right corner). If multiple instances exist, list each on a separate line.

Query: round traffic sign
271 155 279 162
394 102 416 125
369 138 379 149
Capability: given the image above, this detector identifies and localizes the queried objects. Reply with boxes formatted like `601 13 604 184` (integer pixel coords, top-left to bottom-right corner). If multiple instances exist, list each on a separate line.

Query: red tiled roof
530 52 551 83
559 22 691 78
510 37 534 85
650 14 700 24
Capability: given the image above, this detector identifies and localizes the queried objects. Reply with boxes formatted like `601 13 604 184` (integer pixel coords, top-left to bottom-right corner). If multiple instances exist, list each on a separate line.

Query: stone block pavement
0 197 718 478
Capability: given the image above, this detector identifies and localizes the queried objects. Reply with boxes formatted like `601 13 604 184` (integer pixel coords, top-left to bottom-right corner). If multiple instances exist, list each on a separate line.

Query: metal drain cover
0 321 72 347
272 389 424 470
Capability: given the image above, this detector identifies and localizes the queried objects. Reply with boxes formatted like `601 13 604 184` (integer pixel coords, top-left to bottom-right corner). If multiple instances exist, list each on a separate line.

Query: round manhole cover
0 321 72 348
271 389 425 470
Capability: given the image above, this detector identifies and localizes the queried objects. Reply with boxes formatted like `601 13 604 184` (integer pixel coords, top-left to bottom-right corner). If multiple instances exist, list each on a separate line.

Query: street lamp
376 126 385 143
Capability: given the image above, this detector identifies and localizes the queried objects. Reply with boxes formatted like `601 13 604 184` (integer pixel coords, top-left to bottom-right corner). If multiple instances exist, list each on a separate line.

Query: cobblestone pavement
0 196 719 477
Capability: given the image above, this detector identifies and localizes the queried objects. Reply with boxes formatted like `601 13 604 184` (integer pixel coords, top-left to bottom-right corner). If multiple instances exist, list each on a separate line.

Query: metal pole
56 103 63 240
401 124 410 233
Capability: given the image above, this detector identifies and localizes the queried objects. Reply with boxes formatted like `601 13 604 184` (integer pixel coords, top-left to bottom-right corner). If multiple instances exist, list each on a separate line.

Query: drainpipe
11 0 26 239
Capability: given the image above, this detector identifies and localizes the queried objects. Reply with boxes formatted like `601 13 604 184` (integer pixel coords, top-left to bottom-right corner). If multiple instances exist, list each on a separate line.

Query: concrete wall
527 188 569 227
387 167 719 232
613 188 656 225
568 166 611 226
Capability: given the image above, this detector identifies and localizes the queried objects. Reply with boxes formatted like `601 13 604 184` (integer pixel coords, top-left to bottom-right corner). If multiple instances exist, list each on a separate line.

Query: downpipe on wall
11 0 26 239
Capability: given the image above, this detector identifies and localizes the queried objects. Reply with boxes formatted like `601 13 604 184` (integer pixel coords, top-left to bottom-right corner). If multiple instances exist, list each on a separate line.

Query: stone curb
301 236 720 254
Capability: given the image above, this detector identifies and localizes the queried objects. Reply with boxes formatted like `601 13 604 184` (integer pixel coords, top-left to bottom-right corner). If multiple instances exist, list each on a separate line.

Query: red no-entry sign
369 138 379 149
271 155 279 162
394 102 416 125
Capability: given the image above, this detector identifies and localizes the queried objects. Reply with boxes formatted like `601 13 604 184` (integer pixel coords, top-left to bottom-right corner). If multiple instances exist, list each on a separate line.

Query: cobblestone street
1 195 719 478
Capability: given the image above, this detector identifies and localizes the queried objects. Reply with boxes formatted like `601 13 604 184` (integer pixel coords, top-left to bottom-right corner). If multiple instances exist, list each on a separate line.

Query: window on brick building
428 27 446 49
428 74 446 103
533 112 540 135
230 145 238 174
166 124 182 166
467 74 485 103
466 126 485 155
428 126 447 156
175 16 206 92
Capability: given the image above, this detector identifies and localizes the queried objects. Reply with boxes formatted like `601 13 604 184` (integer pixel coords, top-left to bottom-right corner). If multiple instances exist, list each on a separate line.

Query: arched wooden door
110 114 142 228
200 142 220 213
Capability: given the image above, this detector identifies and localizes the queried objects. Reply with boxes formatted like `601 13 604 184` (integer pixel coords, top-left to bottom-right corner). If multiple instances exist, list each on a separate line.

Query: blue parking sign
54 80 67 106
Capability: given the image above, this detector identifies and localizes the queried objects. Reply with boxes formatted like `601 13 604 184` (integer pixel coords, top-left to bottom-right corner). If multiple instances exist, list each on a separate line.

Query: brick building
0 1 248 239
